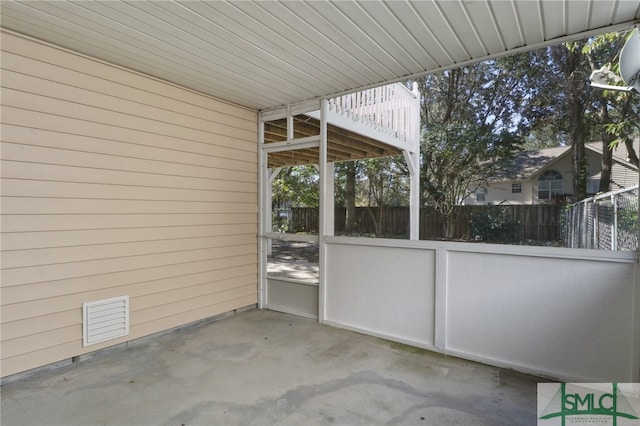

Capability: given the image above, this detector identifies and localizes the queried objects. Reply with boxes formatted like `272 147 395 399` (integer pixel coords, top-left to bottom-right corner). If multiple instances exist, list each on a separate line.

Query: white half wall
324 237 639 382
325 242 436 348
446 250 637 382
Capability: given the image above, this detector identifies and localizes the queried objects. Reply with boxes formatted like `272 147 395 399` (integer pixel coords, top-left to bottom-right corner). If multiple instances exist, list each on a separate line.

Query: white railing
328 82 421 149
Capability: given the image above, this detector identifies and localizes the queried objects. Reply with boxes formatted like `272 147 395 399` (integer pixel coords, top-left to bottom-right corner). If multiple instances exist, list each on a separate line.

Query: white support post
326 162 335 237
434 247 448 351
403 150 420 240
318 99 329 323
287 105 294 140
258 119 267 309
265 167 282 256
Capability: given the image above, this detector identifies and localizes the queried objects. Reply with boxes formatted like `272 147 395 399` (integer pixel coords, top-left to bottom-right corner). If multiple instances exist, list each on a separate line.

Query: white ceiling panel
1 0 638 111
540 2 568 40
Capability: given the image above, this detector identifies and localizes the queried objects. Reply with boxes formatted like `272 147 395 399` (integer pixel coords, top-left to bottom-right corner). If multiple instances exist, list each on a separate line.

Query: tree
418 55 533 237
550 41 591 199
535 30 639 195
334 161 358 233
582 30 640 189
334 156 409 236
360 156 409 235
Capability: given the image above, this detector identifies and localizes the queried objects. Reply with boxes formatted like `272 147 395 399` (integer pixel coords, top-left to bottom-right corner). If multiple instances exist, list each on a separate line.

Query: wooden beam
264 114 403 167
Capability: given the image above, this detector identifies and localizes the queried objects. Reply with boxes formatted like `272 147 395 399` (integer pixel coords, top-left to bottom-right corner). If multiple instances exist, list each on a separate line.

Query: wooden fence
286 205 562 243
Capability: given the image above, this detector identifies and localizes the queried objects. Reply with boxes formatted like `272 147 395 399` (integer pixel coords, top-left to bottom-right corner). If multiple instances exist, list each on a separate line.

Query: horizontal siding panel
0 33 257 122
1 197 256 215
3 110 256 157
2 249 257 287
1 341 83 378
0 297 256 377
3 124 257 170
2 265 257 319
0 32 259 377
2 274 255 344
1 160 257 194
611 163 638 189
2 89 256 144
2 142 257 183
133 277 256 311
2 225 256 250
131 297 257 343
132 284 257 326
2 55 257 129
2 214 258 233
2 325 81 359
2 179 257 203
1 310 79 342
2 69 257 140
2 235 257 269
1 290 256 364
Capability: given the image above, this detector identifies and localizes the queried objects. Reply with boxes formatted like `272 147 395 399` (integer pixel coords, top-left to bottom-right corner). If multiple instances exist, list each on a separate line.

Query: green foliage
469 205 520 243
417 59 529 236
272 165 319 209
582 29 640 154
334 156 410 236
617 207 638 235
272 211 290 233
335 157 409 208
360 156 409 207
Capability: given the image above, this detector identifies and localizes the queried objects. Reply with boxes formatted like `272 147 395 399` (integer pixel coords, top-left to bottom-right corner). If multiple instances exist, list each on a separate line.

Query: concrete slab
1 309 540 425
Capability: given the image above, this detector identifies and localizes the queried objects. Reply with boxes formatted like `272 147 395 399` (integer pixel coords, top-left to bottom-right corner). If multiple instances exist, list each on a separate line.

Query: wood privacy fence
286 205 562 242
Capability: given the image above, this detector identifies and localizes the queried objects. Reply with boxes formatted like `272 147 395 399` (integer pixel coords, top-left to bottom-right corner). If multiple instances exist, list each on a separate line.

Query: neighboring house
465 139 639 205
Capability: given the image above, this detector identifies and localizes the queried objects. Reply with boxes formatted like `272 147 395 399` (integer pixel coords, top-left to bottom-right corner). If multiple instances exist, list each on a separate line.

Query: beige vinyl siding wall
610 162 639 190
0 31 258 377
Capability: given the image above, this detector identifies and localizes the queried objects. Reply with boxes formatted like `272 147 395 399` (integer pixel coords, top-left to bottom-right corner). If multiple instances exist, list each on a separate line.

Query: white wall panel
325 243 436 347
446 251 637 382
324 237 639 382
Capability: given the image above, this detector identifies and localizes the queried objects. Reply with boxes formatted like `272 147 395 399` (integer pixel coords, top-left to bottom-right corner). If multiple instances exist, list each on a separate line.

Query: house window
538 170 563 200
476 187 486 202
512 183 522 193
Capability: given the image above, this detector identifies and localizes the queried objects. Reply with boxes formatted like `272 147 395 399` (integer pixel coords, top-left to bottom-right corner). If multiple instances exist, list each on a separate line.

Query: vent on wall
83 296 129 347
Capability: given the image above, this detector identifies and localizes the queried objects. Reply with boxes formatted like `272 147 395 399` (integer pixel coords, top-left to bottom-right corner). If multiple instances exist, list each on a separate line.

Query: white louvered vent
83 296 129 347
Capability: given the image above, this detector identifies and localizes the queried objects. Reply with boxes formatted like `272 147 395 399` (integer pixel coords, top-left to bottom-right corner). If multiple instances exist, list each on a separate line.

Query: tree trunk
553 43 588 201
344 161 356 233
567 61 587 200
624 138 639 167
568 80 587 200
598 103 614 193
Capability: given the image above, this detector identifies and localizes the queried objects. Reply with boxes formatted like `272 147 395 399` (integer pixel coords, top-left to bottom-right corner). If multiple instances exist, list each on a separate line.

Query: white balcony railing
328 82 421 151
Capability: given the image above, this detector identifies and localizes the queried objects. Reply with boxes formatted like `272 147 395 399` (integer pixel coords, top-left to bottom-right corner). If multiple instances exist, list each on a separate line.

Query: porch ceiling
1 1 638 111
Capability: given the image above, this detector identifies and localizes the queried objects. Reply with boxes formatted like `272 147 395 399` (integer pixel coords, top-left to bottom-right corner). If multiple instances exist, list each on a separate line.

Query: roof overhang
1 1 638 111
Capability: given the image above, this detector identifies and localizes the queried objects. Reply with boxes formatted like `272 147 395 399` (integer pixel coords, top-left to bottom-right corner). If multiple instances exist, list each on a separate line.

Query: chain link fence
563 185 639 251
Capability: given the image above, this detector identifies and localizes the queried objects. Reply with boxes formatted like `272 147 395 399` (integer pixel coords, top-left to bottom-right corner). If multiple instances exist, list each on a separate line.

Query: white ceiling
1 0 639 111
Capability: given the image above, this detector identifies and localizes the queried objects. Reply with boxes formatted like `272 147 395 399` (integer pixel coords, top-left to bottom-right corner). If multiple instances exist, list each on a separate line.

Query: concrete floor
1 309 540 425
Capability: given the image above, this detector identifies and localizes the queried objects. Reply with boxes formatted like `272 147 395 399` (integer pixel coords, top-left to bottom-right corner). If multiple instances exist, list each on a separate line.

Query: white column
313 162 334 236
265 167 282 255
326 162 335 237
404 150 420 240
318 99 329 323
258 119 267 309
